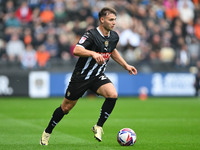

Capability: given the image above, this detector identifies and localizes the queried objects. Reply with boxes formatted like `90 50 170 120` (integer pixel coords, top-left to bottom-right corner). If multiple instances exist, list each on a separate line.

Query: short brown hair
98 7 117 20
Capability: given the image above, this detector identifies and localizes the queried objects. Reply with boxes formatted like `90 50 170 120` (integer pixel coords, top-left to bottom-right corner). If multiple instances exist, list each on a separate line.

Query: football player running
40 7 137 145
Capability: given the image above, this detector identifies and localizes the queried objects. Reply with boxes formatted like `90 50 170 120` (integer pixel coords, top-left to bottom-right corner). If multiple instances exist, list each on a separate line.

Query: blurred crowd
0 0 200 70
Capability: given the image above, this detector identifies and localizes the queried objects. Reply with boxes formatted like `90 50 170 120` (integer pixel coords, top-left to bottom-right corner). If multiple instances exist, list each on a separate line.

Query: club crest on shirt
79 36 87 44
105 40 109 47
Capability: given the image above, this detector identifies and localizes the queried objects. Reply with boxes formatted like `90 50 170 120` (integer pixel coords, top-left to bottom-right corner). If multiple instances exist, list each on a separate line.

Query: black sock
97 98 117 127
45 106 67 134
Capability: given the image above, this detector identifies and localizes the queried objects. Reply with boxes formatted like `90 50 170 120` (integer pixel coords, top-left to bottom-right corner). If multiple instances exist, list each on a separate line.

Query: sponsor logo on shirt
97 52 111 60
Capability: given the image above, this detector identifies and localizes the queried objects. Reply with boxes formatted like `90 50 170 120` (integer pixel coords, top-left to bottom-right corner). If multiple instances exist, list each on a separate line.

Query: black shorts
65 74 112 100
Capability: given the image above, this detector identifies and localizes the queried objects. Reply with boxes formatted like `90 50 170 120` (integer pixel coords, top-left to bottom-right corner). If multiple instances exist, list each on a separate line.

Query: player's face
102 13 116 31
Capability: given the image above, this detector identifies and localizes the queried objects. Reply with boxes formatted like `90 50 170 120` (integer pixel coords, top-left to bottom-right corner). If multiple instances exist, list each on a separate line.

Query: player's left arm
111 49 137 75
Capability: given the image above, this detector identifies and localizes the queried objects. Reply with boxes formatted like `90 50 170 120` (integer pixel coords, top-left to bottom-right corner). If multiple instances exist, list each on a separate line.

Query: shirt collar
97 27 110 38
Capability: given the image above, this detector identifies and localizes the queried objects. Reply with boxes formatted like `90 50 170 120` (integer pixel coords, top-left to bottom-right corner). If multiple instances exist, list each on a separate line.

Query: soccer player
40 7 137 145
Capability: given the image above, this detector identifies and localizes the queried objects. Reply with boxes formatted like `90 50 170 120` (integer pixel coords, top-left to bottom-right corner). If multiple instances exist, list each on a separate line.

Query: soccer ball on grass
117 128 136 146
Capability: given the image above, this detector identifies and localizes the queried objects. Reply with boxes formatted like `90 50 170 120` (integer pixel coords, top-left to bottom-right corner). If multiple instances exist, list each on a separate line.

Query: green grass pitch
0 96 200 150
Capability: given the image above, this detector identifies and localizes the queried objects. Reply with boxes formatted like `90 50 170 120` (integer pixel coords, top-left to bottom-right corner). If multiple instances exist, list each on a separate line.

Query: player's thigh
65 80 90 100
96 83 118 98
61 98 78 113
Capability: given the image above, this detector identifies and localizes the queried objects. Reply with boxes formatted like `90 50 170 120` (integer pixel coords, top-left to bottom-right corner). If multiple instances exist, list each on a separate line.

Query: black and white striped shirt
70 27 119 81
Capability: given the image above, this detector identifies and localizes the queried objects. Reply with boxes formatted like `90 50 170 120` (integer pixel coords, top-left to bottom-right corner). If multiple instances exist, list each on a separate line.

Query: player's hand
92 53 105 65
125 65 137 75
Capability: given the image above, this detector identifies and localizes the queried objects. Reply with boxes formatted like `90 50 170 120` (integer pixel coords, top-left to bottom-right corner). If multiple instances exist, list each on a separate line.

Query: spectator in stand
39 6 54 24
5 12 21 28
27 0 40 10
177 0 195 11
65 0 80 21
193 0 200 19
36 44 50 68
134 41 151 63
170 16 187 36
21 44 37 69
161 30 172 47
178 0 195 24
159 18 170 32
4 10 22 42
0 39 7 61
40 0 54 12
148 5 160 23
146 19 156 38
78 0 93 21
135 4 148 22
54 0 67 24
58 34 71 61
159 31 175 63
194 17 200 40
171 24 184 49
44 22 57 36
116 9 133 31
23 27 33 45
188 37 200 66
193 0 200 7
153 1 165 19
33 20 45 36
44 35 58 58
31 7 41 23
15 1 32 24
0 0 16 23
164 0 179 21
149 34 162 61
119 21 141 52
123 45 138 63
6 33 25 62
0 11 3 39
2 0 16 17
176 44 190 67
185 20 195 40
32 33 46 48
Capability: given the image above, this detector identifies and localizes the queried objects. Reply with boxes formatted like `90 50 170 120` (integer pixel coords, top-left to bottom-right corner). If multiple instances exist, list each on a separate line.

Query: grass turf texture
0 97 200 150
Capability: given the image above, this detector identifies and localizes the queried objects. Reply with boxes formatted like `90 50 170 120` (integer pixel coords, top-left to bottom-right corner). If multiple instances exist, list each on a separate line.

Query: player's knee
107 92 118 99
61 105 69 114
113 93 118 99
61 102 75 114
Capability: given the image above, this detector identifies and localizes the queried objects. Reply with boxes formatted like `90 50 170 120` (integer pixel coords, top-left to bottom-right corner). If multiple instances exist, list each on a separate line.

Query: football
117 128 136 146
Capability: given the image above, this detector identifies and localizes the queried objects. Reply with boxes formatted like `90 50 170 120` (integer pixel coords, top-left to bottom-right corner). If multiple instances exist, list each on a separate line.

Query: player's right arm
73 45 105 65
